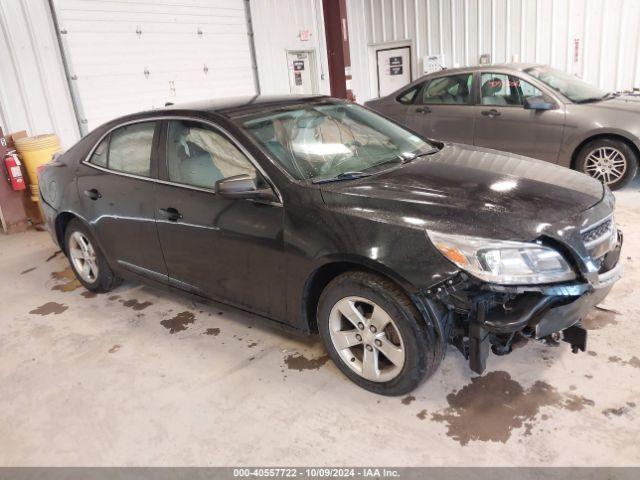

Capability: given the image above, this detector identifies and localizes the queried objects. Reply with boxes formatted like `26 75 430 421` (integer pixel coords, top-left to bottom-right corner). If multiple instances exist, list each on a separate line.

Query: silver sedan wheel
328 296 405 382
68 231 99 283
584 147 627 185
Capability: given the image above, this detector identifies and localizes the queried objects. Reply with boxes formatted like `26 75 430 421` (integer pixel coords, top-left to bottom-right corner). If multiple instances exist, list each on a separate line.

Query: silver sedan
365 63 640 190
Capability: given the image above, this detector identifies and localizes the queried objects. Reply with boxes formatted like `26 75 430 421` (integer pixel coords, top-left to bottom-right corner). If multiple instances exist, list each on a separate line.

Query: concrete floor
1 178 639 467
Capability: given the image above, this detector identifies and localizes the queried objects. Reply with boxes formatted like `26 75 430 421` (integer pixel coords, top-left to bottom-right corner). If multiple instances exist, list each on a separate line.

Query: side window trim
419 72 473 106
82 116 282 204
83 119 160 179
479 72 545 108
158 117 283 203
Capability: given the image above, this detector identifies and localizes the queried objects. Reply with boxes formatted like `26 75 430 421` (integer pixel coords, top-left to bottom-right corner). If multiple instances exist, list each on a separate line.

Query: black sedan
38 95 622 395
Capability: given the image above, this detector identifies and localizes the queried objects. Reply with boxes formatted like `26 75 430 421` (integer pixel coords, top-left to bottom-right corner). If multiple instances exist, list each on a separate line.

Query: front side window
422 73 472 104
166 120 256 190
241 102 435 182
480 73 543 106
108 122 155 176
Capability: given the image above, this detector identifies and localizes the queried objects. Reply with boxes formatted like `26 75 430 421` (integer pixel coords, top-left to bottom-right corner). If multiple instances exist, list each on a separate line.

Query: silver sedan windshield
525 67 608 103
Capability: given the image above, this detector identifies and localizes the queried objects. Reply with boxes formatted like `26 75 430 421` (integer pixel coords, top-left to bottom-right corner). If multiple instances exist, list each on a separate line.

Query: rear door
412 72 475 145
153 118 286 319
473 72 565 162
76 120 167 283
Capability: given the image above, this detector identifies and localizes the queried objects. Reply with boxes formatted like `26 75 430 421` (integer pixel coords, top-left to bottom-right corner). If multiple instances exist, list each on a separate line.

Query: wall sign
390 66 403 75
293 60 305 71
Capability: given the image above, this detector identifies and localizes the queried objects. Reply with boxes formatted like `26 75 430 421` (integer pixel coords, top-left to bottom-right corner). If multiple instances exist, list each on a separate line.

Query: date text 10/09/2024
233 468 400 478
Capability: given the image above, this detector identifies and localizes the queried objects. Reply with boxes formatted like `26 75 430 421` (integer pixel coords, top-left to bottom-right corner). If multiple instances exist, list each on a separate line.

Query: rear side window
397 85 420 104
422 73 472 105
89 137 108 167
108 122 155 177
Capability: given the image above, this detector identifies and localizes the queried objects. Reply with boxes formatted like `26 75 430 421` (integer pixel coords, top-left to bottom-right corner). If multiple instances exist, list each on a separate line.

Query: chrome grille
581 218 613 245
581 215 616 264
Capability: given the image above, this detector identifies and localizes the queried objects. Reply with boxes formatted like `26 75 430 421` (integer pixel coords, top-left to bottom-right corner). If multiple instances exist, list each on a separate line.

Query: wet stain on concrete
430 371 594 446
29 302 68 316
51 267 82 292
582 306 619 330
121 299 152 311
203 328 220 336
602 406 631 417
46 250 62 262
108 345 121 354
81 290 97 299
587 351 598 357
284 353 330 371
562 394 595 411
108 295 120 301
401 395 416 405
608 355 640 368
627 402 636 407
21 267 36 275
417 409 428 420
160 311 196 334
248 342 258 348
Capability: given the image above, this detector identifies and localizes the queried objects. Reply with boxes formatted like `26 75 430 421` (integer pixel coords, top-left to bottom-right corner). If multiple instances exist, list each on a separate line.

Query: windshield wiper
576 92 619 103
312 171 372 184
407 147 440 161
601 91 620 100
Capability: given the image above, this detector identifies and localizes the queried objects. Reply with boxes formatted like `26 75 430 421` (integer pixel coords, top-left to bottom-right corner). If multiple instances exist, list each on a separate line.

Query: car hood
579 95 640 113
320 144 604 241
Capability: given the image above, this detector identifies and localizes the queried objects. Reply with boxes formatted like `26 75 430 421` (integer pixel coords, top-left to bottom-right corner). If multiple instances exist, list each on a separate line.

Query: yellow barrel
14 134 62 202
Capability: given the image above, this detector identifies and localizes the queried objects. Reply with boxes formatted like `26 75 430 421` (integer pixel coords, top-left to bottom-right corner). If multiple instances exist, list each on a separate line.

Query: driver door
473 72 565 162
153 119 286 319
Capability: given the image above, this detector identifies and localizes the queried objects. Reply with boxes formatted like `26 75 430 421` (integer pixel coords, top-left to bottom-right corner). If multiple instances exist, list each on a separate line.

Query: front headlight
427 230 576 285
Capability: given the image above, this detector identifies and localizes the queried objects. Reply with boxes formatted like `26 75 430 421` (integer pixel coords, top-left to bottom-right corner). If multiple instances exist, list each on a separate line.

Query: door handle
415 106 431 114
159 207 183 222
83 188 102 200
481 109 501 117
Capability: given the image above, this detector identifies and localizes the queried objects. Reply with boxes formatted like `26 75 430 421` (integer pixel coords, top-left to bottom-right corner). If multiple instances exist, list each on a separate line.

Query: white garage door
52 0 256 133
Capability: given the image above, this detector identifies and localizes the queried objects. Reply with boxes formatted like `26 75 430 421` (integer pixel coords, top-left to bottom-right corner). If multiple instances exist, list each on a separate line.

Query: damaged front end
414 214 623 375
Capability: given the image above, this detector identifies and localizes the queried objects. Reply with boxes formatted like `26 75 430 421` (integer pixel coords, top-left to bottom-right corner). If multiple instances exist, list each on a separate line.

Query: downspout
243 0 261 95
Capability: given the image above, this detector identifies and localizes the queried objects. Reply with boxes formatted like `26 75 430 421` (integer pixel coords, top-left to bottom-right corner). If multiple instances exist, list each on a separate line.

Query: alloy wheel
68 231 99 283
328 296 405 382
584 146 627 185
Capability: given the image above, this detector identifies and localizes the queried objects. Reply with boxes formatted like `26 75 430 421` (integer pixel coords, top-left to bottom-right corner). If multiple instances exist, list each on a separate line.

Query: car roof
423 62 542 76
160 94 333 118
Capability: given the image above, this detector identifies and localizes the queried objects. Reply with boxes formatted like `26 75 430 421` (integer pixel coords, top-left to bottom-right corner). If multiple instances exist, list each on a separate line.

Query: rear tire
575 138 638 190
317 271 440 396
64 218 120 293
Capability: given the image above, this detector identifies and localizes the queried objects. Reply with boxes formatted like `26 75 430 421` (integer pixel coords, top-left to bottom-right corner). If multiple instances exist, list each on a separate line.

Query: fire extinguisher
3 150 27 191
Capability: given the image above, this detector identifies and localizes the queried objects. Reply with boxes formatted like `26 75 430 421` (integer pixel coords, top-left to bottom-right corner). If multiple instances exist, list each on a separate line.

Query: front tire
64 218 120 293
576 138 638 190
317 271 440 396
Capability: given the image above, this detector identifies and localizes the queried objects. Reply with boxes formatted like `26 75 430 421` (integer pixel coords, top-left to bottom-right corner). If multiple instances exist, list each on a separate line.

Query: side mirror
215 174 276 201
524 95 556 111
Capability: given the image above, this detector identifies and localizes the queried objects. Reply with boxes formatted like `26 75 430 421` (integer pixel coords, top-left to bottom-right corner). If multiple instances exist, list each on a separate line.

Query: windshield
241 103 435 182
525 67 608 103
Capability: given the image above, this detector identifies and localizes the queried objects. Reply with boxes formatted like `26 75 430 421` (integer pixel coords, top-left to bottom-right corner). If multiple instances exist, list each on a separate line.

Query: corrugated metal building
2 0 640 147
0 0 329 148
347 0 640 102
